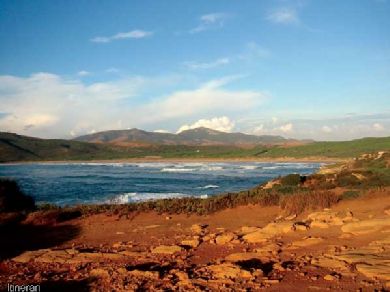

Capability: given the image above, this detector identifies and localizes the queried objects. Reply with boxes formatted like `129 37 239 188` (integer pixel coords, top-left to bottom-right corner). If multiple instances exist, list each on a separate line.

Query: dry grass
280 191 339 215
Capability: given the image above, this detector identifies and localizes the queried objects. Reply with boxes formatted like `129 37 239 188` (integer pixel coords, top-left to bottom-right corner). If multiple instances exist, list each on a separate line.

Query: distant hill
74 127 295 146
1 131 389 162
0 132 128 163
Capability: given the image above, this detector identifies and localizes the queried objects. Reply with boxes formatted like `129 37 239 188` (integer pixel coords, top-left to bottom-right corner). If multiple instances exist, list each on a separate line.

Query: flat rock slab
207 263 252 280
12 249 143 264
341 218 390 235
151 245 182 254
225 252 273 263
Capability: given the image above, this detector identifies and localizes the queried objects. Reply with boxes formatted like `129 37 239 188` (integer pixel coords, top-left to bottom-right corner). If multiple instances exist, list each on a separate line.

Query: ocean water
0 162 323 206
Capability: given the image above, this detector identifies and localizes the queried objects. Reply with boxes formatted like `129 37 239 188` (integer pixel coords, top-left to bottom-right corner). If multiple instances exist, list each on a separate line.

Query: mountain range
74 127 303 146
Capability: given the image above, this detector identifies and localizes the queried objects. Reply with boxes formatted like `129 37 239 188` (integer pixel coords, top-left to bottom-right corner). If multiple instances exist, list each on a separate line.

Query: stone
215 232 236 245
90 268 110 279
243 230 271 243
290 237 324 248
324 274 337 281
151 245 182 254
341 218 390 235
311 256 350 272
264 279 280 284
355 264 390 281
285 214 297 221
225 252 271 263
181 238 200 248
191 224 206 234
243 222 294 243
128 270 160 279
310 221 330 229
239 226 260 235
207 263 252 280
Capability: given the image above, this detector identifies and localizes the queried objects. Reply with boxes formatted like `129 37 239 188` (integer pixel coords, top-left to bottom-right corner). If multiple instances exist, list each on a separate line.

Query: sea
0 162 324 206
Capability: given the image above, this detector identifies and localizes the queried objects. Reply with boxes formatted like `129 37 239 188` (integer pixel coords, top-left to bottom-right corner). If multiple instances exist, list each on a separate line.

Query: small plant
341 190 361 200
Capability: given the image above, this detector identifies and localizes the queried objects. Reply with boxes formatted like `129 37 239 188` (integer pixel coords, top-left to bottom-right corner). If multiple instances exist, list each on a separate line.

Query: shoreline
0 156 346 165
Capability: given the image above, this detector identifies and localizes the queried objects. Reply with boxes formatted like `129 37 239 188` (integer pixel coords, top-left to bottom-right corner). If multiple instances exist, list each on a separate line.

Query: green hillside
1 132 389 162
256 137 390 158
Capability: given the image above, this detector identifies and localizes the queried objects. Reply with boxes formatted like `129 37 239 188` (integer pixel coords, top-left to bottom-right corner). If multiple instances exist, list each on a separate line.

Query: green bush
279 174 303 186
341 190 361 200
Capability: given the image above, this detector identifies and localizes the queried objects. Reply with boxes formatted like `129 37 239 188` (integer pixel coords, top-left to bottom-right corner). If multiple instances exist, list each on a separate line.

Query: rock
307 210 344 227
243 222 294 243
112 242 122 249
311 256 351 272
310 221 330 229
239 226 260 235
207 263 252 279
151 245 182 254
262 222 295 234
90 268 110 279
181 238 200 248
215 232 236 245
243 230 271 243
385 209 390 216
264 279 280 284
254 243 281 256
128 270 160 279
290 237 324 248
12 249 49 263
191 224 206 235
341 218 390 235
225 252 272 263
355 264 390 281
324 274 337 281
285 214 297 221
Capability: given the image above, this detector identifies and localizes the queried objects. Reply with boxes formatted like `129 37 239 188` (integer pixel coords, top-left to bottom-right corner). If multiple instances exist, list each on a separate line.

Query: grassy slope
1 132 390 162
257 137 390 158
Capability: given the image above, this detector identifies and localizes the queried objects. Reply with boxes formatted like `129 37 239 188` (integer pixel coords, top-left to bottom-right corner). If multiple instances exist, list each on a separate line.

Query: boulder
181 238 200 248
341 218 390 235
151 245 182 254
215 232 236 245
207 263 252 280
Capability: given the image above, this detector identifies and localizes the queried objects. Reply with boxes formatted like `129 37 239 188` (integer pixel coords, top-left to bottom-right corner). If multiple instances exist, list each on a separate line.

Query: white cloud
91 29 153 43
322 125 333 133
267 8 299 24
279 123 293 133
239 42 271 60
135 76 266 125
0 73 266 138
373 123 384 131
154 129 170 133
272 117 278 124
253 124 264 134
77 70 90 76
184 58 230 70
177 116 235 133
190 12 230 33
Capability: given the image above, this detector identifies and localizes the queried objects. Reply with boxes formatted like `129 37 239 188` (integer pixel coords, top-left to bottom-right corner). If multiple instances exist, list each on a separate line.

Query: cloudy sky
0 0 389 141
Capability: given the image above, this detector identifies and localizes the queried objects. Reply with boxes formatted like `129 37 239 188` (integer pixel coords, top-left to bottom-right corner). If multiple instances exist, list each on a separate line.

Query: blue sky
0 0 389 140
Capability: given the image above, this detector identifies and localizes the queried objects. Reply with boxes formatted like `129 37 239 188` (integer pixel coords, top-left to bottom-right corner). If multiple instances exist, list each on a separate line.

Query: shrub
280 191 339 215
279 174 303 186
0 178 35 213
341 190 361 200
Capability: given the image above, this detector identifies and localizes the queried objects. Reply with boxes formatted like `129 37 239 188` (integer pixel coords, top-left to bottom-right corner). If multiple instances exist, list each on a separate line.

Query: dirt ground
0 189 389 291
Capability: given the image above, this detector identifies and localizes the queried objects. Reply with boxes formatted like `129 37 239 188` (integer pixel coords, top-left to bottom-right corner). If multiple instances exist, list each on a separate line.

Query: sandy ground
0 189 389 291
